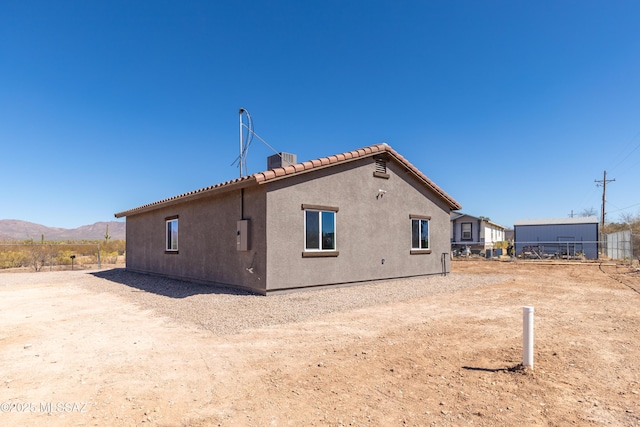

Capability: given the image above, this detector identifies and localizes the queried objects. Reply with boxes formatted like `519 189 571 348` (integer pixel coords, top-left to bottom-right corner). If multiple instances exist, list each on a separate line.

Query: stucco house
450 212 505 255
114 143 461 294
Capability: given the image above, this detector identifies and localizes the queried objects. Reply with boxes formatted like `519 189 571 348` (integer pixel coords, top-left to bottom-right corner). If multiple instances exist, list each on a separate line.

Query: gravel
1 268 511 335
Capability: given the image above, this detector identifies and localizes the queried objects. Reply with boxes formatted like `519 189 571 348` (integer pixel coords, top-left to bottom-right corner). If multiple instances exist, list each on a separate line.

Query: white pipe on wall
523 306 534 369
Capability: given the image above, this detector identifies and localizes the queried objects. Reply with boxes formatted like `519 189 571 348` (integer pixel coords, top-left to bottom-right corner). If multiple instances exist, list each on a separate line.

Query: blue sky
2 1 639 229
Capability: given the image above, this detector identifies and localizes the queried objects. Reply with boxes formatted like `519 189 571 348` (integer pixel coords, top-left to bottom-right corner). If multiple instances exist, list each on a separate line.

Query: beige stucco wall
124 184 268 293
123 155 456 293
263 157 453 291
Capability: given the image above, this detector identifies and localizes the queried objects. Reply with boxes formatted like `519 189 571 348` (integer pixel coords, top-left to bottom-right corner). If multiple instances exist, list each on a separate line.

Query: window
166 217 178 252
305 210 335 250
411 215 430 251
302 204 338 256
461 222 472 240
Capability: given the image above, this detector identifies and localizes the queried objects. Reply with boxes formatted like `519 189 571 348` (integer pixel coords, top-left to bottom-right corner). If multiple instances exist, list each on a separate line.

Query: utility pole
595 170 615 229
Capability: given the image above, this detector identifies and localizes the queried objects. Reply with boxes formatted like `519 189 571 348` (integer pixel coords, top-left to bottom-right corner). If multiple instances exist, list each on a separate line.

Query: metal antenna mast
237 108 254 177
595 170 615 229
239 108 244 176
232 108 284 177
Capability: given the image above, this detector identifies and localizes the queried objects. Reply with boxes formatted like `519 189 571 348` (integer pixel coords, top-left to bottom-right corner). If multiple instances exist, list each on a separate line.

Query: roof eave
114 176 257 218
114 143 462 218
383 148 462 211
254 144 461 211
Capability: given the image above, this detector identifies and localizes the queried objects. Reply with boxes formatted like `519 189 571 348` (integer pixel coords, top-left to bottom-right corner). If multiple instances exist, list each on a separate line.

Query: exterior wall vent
373 158 390 179
267 152 297 170
375 159 387 174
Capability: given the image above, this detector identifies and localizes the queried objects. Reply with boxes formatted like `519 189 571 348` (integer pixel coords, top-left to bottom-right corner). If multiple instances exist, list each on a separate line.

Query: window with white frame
461 222 472 240
303 205 337 252
411 215 430 251
166 217 178 252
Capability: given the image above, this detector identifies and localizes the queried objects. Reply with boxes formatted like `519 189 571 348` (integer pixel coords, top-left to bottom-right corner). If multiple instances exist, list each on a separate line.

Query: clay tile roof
251 142 459 209
262 170 277 180
115 142 460 218
114 175 255 218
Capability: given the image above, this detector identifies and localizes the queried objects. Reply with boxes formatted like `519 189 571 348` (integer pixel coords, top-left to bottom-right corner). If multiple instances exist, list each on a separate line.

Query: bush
0 240 126 270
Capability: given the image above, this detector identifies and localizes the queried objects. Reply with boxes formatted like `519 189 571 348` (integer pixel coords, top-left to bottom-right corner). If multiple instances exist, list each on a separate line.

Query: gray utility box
237 220 250 251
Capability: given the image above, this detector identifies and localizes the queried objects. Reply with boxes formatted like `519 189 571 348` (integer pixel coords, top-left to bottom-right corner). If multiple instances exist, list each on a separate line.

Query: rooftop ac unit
267 152 297 170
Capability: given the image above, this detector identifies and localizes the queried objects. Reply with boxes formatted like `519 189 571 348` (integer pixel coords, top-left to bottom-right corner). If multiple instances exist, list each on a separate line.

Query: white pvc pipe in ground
523 306 534 369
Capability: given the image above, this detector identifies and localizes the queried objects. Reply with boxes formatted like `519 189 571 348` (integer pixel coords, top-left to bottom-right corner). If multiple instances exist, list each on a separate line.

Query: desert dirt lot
1 260 639 426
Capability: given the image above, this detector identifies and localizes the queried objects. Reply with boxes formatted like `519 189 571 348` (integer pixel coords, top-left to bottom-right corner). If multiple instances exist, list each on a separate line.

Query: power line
575 186 600 213
607 201 640 214
607 129 640 173
616 152 640 180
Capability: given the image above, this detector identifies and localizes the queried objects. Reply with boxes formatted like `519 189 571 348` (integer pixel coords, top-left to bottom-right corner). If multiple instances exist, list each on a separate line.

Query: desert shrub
27 244 48 271
100 250 119 264
53 249 75 266
0 249 30 269
0 241 121 269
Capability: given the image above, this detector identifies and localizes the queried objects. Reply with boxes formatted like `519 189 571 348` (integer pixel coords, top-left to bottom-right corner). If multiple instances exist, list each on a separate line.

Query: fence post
97 244 101 269
629 229 633 267
523 306 534 369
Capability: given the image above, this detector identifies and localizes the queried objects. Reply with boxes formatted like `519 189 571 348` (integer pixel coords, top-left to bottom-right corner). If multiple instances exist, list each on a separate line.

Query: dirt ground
1 260 639 426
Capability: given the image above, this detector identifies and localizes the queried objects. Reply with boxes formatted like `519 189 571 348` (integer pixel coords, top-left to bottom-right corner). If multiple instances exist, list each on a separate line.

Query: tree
581 208 597 217
618 212 639 226
28 238 48 272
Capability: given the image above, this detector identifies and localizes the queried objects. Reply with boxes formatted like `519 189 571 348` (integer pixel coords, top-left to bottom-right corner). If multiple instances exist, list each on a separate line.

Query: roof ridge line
115 143 461 218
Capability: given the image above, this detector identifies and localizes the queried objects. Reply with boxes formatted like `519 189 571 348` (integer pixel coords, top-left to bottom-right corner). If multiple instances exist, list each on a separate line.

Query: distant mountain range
0 220 126 241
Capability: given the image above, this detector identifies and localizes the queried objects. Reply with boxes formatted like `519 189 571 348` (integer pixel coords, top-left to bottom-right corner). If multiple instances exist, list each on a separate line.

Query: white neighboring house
451 212 506 255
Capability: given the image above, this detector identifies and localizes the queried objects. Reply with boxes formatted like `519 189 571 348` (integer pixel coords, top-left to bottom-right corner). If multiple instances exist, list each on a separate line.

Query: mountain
0 220 126 241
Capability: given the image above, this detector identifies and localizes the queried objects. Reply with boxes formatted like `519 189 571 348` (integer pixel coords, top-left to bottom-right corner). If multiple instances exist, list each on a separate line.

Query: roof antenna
237 108 253 177
231 108 285 177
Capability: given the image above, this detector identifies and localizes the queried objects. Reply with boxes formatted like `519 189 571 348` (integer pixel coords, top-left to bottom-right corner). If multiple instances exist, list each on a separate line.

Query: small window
461 222 472 240
301 204 339 257
166 217 178 252
411 217 429 250
305 210 336 251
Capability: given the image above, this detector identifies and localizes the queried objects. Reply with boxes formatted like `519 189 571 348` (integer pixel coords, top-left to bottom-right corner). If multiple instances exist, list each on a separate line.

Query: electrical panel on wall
237 220 250 251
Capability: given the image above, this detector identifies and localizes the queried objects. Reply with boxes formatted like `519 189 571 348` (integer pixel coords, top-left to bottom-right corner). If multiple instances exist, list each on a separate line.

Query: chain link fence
512 231 637 265
515 241 598 260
